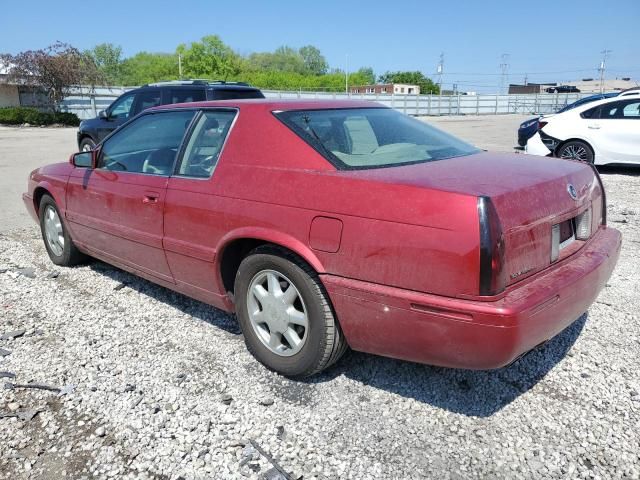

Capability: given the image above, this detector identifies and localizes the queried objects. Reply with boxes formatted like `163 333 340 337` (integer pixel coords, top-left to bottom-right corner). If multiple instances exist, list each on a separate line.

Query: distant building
350 83 421 95
509 77 638 94
0 62 21 107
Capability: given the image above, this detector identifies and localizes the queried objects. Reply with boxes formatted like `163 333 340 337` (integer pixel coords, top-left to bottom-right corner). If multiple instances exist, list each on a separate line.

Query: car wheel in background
234 245 348 377
556 140 594 163
79 137 96 152
38 194 87 266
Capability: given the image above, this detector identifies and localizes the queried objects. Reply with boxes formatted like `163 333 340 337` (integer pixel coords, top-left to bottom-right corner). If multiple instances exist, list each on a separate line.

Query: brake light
477 196 506 296
575 208 592 240
538 121 548 130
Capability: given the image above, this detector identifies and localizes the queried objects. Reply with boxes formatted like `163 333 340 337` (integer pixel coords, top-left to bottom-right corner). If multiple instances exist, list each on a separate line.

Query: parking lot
1 117 639 479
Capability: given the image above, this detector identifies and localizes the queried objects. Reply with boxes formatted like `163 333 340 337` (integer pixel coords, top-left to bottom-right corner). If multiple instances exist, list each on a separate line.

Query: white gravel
1 125 640 479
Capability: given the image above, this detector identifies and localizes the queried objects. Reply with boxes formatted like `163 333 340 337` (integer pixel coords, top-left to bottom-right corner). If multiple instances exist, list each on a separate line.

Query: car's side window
97 111 196 175
170 89 206 104
134 90 162 115
621 101 640 119
175 110 237 178
581 106 600 119
109 94 135 120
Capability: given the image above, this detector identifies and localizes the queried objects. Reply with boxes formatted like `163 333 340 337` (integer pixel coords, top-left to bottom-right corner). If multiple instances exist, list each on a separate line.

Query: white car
526 94 640 165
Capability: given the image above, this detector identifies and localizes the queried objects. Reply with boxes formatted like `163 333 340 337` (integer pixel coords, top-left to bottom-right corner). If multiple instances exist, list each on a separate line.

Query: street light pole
345 54 349 94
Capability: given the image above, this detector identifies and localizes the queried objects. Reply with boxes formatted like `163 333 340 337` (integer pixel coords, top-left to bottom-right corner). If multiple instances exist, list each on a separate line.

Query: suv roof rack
143 79 252 87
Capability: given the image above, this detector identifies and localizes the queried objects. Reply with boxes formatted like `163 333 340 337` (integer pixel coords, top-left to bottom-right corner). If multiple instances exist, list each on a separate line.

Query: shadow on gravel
87 259 586 417
88 261 241 336
597 165 640 176
314 313 588 418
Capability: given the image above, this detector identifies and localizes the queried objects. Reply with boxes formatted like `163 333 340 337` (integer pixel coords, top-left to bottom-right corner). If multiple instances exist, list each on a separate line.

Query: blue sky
1 0 638 92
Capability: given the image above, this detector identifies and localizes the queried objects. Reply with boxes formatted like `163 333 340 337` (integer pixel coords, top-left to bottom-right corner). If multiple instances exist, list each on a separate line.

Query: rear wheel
557 140 594 163
234 246 347 377
38 195 86 266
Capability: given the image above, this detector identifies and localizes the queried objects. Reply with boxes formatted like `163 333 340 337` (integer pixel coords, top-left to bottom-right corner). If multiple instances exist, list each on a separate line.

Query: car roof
147 98 385 112
567 93 639 113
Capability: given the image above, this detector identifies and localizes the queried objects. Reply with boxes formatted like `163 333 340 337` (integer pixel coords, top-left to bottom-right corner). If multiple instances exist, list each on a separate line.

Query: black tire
79 137 96 152
556 140 594 163
234 245 348 377
38 194 86 266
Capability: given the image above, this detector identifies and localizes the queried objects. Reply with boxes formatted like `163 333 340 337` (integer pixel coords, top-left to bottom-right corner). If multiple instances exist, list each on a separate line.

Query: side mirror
71 151 93 168
98 109 108 119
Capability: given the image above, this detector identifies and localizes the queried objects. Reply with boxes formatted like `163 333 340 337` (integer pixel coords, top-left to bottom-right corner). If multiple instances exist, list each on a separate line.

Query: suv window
170 89 206 104
98 111 195 175
211 89 264 100
134 90 162 115
177 110 237 178
109 93 135 120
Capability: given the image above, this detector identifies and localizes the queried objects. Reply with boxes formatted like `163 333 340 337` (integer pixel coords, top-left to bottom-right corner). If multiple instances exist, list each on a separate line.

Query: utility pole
178 54 183 78
345 54 349 94
500 53 510 94
524 73 528 85
436 52 444 95
599 49 612 93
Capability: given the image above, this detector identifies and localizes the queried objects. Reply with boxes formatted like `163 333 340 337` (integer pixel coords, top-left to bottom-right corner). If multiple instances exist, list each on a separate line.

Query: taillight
477 196 506 296
538 120 548 130
575 208 592 240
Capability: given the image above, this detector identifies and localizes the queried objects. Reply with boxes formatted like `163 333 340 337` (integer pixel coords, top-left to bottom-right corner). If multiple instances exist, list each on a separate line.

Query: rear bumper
525 132 552 156
323 226 621 369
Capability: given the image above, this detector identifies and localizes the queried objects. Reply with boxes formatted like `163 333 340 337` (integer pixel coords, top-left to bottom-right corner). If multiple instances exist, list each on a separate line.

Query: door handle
143 195 158 204
588 124 601 129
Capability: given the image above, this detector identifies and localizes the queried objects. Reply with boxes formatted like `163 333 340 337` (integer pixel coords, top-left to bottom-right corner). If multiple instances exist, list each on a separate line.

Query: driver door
66 110 196 283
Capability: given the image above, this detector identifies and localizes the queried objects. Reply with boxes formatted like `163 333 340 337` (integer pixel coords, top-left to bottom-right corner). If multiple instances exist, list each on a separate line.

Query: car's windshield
276 108 480 170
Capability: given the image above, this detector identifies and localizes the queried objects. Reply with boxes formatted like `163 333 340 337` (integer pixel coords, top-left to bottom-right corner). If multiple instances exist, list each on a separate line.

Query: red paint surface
23 99 621 369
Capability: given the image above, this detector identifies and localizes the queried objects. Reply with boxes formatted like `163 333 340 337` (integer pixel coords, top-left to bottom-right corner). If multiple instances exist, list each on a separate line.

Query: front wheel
234 246 347 377
38 194 86 266
557 140 594 163
79 137 96 152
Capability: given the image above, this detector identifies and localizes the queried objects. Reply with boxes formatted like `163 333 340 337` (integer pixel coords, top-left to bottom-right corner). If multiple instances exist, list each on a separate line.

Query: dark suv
77 80 264 150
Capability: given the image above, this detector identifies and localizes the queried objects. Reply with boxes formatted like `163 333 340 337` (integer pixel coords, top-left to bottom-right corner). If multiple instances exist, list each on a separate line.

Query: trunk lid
347 151 603 287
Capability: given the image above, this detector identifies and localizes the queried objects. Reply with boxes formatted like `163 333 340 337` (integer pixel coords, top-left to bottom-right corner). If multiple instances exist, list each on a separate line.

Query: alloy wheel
43 205 64 256
247 269 309 357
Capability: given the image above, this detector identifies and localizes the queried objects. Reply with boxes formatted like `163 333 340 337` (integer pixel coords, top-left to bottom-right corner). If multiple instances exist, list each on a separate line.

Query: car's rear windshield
275 108 480 170
212 89 264 100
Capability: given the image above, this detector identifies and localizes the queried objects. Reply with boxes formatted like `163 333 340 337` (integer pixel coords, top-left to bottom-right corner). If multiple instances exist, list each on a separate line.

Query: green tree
378 71 439 94
119 52 178 85
177 35 241 80
299 45 328 75
86 43 123 84
355 67 375 84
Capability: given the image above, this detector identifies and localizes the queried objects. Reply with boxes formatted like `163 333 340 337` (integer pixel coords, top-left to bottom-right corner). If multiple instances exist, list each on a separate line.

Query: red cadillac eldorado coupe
23 99 621 377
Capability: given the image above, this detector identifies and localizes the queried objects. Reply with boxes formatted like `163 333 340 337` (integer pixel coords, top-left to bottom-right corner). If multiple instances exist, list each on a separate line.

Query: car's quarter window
275 108 480 170
596 100 640 119
176 110 237 178
133 90 162 115
97 111 195 175
170 89 206 104
109 93 135 120
621 101 640 118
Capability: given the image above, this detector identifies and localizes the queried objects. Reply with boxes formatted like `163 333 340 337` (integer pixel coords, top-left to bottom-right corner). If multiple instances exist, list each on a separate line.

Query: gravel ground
1 122 639 479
